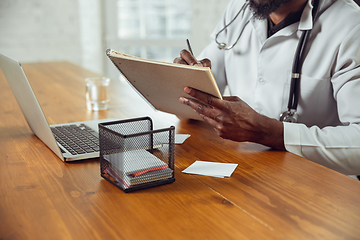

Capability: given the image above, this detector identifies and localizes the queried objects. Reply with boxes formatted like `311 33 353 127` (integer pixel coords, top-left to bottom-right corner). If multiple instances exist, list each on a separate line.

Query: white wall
0 0 81 65
78 0 105 75
191 0 230 56
0 0 230 77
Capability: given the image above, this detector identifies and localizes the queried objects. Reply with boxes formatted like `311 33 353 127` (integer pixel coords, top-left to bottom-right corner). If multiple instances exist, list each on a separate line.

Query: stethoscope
215 0 320 123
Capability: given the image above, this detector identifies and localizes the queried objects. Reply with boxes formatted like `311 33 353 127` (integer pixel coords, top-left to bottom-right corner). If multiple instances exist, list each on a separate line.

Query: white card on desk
182 160 238 178
175 134 190 144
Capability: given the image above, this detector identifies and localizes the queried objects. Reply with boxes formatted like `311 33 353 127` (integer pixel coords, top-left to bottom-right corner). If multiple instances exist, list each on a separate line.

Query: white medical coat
197 0 360 175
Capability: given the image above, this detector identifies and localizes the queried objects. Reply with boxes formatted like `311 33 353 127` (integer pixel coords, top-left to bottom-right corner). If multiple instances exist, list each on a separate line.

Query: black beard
249 0 293 20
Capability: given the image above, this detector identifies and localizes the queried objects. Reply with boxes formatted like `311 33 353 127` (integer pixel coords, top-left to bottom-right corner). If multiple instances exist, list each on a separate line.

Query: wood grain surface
1 62 359 240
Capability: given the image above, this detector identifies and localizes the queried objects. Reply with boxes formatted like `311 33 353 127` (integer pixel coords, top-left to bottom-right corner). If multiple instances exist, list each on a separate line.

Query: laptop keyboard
51 124 100 155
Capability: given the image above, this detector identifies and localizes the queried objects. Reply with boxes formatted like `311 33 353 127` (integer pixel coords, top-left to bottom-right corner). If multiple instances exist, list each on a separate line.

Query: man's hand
179 87 286 150
173 49 211 68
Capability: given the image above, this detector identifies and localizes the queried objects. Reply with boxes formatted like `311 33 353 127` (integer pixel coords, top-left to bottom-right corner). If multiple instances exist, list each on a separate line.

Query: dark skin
268 0 308 24
174 0 308 150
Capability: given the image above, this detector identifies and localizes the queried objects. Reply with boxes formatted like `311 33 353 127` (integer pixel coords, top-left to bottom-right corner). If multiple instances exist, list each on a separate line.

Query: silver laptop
0 53 117 162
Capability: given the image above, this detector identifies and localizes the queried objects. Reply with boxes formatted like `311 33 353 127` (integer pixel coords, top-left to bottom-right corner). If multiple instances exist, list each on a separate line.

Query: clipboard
106 49 222 120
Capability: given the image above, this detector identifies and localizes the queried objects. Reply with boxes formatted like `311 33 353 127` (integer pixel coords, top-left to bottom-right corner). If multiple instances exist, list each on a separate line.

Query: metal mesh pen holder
99 117 175 192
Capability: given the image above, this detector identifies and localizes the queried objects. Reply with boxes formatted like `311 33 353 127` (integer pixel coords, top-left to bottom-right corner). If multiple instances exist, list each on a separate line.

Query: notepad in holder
99 117 175 192
106 49 222 121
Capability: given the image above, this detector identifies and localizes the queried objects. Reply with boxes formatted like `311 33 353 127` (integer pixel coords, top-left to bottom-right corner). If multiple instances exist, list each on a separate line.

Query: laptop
0 53 117 162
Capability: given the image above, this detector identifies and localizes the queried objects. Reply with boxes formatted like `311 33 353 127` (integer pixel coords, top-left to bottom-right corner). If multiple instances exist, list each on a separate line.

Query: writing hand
179 87 285 150
173 49 211 68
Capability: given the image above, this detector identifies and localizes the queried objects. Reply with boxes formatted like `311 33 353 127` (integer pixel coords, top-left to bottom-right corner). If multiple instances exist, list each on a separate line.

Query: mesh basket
99 117 175 192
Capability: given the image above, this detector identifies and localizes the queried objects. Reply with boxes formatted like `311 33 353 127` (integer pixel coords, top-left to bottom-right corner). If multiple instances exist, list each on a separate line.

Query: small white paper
175 134 191 144
182 160 238 178
158 134 191 145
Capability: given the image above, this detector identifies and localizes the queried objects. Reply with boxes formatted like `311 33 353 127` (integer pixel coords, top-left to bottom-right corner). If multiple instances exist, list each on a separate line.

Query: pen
186 39 195 57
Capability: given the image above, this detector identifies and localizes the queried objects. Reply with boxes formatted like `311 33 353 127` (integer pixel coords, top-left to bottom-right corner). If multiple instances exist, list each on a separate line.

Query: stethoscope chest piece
280 110 298 123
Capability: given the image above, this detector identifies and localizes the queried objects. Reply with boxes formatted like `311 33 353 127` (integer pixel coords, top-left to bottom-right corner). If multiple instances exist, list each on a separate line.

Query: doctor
174 0 360 176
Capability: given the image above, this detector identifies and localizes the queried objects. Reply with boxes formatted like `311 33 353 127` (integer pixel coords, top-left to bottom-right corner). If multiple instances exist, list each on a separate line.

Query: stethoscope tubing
215 0 321 122
215 2 250 50
288 0 320 111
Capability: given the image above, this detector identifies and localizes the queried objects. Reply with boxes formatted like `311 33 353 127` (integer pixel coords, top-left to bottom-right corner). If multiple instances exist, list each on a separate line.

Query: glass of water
85 77 110 111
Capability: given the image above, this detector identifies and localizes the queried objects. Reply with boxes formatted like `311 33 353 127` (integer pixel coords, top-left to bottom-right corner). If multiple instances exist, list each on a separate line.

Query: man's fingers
180 49 202 66
173 50 211 68
173 57 188 65
199 58 211 68
179 96 208 114
179 96 224 122
223 96 239 101
184 87 223 109
200 113 222 127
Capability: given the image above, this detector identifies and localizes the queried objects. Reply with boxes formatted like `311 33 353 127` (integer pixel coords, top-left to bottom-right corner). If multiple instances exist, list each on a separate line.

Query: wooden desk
1 62 359 240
